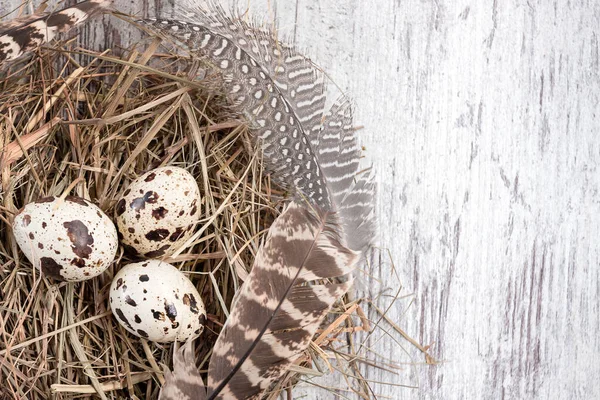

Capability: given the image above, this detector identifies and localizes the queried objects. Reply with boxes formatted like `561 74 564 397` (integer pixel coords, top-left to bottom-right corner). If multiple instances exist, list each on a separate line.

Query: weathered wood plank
1 1 598 399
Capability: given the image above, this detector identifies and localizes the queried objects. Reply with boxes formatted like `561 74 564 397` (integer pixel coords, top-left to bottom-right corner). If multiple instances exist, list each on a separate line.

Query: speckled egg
12 196 119 282
109 260 206 342
115 167 201 259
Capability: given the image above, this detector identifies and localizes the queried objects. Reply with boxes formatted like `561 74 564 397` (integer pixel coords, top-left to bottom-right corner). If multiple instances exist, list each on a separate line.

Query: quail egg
115 167 201 259
12 196 118 282
109 260 206 342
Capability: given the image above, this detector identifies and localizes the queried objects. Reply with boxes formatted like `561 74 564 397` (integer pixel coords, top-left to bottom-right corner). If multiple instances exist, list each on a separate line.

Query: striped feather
206 201 358 399
159 341 207 400
0 0 112 63
317 100 376 253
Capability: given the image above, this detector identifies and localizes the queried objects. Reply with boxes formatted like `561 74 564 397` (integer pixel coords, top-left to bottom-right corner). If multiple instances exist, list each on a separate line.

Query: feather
207 201 358 399
159 341 206 400
0 0 113 63
138 2 376 253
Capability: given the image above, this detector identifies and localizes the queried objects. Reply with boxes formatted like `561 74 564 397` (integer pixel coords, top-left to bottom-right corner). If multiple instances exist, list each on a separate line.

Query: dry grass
0 36 278 399
0 33 401 399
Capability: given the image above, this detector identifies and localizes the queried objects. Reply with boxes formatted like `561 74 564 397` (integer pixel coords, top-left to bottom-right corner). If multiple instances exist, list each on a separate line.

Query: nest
0 33 380 399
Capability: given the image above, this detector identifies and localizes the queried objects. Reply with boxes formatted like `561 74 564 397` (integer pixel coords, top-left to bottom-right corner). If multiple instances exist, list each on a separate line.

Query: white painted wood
2 1 599 399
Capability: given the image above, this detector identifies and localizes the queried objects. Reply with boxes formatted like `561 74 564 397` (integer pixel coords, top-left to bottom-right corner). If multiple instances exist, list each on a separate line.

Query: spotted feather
0 0 112 63
138 2 376 253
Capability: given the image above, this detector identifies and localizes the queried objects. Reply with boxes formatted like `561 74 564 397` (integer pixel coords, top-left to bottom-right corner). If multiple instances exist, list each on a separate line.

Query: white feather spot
285 55 305 63
213 39 229 56
274 80 288 90
28 21 57 41
0 37 22 60
260 130 272 139
288 67 314 79
252 105 264 115
200 33 211 48
63 8 87 22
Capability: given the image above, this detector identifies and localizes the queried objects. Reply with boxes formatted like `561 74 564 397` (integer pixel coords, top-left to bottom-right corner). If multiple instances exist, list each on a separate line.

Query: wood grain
1 1 598 399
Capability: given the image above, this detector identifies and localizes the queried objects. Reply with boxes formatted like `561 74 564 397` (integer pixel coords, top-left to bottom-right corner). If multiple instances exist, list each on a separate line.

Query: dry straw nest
0 26 378 399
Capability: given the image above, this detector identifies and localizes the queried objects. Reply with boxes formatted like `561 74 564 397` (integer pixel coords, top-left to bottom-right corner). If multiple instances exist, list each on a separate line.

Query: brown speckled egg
12 196 118 282
115 167 200 259
109 260 206 342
